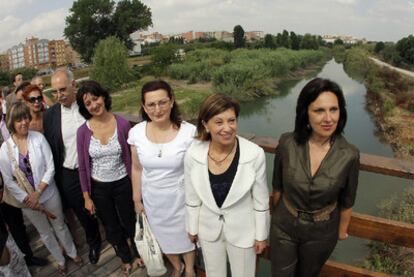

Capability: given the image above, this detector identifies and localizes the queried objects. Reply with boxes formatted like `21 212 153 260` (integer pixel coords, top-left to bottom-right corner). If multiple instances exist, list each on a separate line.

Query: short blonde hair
6 102 32 134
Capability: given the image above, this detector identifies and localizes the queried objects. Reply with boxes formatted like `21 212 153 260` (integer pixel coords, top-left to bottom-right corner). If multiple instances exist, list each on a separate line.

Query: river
237 58 413 273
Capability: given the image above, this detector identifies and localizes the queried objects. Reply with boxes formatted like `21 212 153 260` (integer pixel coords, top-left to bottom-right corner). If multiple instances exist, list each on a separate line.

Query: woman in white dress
128 80 196 277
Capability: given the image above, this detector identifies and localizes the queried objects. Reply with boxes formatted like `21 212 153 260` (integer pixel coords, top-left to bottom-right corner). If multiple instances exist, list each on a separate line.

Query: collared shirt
61 101 85 169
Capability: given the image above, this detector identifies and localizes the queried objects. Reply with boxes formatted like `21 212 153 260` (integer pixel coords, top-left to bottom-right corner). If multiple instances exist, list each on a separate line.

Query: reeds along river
237 58 413 268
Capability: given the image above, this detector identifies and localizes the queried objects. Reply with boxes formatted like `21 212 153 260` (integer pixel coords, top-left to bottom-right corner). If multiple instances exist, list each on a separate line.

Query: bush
90 36 132 92
363 188 414 275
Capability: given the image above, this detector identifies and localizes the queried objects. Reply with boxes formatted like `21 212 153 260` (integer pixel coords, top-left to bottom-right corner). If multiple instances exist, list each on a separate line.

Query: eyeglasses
51 87 68 95
27 95 43 103
144 98 171 111
23 157 32 176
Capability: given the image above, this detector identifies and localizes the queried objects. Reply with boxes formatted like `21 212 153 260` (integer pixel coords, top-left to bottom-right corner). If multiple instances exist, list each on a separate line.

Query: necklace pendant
158 149 162 158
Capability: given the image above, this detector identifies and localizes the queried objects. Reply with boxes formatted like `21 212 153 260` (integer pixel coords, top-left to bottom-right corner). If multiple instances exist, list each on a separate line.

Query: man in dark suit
43 68 101 264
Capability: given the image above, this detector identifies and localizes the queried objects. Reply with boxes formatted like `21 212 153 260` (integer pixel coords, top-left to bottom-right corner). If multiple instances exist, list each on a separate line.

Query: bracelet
35 189 43 195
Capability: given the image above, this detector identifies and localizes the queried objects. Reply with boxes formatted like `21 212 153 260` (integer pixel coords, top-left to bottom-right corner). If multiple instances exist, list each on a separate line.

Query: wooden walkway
26 218 173 277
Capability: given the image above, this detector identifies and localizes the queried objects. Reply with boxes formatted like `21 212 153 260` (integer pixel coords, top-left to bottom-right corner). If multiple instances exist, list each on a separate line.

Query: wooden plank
360 152 414 180
247 135 414 179
321 260 394 277
348 212 414 248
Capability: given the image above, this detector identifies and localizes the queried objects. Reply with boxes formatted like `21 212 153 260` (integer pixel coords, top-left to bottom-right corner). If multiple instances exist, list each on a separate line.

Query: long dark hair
140 80 182 127
294 78 347 144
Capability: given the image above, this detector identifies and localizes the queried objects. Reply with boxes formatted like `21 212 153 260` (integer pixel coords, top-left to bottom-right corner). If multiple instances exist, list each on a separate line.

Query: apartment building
7 43 25 70
0 54 9 71
6 37 81 70
48 40 66 67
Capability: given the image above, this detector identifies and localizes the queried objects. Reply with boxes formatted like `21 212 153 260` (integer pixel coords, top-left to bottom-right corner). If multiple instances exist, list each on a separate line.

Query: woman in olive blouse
270 78 360 277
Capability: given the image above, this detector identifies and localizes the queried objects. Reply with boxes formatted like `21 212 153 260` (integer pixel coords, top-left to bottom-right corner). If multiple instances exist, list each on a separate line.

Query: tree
374 41 385 53
150 44 179 75
280 29 290 48
233 25 245 48
334 38 344 45
264 34 276 49
90 36 132 91
301 34 319 50
396 35 414 65
112 0 152 49
64 0 152 63
290 31 300 50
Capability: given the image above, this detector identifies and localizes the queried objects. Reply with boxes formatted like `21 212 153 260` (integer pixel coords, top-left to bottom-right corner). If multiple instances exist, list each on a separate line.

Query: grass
111 76 213 120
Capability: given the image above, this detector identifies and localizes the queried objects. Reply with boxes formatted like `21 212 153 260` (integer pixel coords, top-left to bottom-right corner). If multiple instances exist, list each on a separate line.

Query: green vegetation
0 68 37 86
111 77 211 119
90 36 133 92
372 35 414 70
64 0 152 62
362 188 414 276
343 47 414 116
167 48 326 100
233 25 245 48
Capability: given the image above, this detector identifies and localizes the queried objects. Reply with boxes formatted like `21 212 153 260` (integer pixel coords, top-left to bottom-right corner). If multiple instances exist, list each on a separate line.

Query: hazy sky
1 0 414 52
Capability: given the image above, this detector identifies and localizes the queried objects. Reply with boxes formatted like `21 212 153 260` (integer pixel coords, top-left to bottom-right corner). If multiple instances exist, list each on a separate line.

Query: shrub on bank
167 48 325 100
363 188 414 276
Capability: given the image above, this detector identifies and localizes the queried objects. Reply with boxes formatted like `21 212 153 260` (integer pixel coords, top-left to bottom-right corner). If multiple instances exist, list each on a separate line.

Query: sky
1 0 414 52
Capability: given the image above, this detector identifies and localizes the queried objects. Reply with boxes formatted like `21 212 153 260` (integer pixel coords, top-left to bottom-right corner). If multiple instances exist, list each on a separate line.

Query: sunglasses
23 157 32 175
27 96 43 103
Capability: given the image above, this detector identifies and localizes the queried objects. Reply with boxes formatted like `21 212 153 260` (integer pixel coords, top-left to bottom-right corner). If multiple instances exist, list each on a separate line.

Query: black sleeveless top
209 141 240 208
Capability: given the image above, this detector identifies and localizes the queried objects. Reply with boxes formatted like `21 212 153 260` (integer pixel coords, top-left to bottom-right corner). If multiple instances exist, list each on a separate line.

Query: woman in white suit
185 93 270 277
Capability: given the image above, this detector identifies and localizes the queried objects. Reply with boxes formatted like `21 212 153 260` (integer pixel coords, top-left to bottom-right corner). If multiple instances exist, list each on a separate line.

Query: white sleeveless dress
128 121 196 254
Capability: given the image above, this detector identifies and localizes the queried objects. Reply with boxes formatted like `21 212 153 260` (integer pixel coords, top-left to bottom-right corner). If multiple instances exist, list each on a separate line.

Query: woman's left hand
338 232 349 240
254 240 267 254
25 191 40 209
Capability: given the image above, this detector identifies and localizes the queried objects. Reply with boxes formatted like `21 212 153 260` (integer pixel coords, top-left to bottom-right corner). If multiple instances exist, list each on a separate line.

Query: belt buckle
297 210 314 222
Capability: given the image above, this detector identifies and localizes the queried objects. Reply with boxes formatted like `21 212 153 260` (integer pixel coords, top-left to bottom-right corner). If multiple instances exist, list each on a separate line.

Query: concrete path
370 57 414 79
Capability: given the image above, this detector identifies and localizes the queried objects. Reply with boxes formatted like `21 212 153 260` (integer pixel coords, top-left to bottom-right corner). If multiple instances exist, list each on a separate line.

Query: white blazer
0 131 57 204
185 136 270 248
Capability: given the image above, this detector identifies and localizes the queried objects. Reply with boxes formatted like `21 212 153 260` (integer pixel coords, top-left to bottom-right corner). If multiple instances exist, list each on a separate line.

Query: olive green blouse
272 132 360 211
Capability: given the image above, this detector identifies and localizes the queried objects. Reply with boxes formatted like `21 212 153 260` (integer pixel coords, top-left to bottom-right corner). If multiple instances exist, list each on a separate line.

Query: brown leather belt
282 195 337 222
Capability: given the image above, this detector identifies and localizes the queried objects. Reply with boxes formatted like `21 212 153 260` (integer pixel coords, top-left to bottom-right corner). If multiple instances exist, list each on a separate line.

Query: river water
237 59 413 271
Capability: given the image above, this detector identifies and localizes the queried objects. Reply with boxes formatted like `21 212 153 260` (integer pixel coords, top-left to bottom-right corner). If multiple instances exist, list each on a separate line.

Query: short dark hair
294 78 347 144
15 81 30 95
196 93 240 141
6 102 32 133
140 80 182 127
77 80 112 120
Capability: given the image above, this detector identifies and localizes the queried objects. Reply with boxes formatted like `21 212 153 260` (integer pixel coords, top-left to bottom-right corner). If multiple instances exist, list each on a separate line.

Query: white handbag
134 213 167 277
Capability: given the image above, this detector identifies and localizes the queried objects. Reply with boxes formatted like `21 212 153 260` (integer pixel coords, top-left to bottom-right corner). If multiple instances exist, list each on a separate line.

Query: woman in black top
270 78 360 277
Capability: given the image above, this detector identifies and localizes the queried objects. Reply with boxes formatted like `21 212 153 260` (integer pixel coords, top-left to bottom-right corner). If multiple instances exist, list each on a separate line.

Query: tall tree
280 29 290 48
233 25 245 48
301 34 319 50
374 41 385 53
64 0 152 63
290 31 300 50
112 0 152 49
396 35 414 65
264 34 276 49
90 36 132 91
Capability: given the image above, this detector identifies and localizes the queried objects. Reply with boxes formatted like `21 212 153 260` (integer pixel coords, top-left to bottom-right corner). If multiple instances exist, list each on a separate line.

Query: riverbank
343 47 414 160
112 58 327 119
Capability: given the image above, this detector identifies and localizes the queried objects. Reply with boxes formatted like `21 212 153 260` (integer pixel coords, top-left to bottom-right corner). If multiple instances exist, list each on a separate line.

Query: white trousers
22 193 77 266
200 231 256 277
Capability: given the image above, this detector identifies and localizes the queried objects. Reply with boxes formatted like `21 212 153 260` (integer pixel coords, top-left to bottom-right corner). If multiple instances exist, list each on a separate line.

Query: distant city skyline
1 0 414 52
